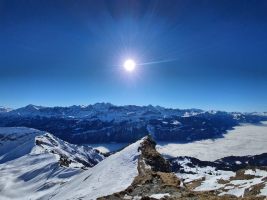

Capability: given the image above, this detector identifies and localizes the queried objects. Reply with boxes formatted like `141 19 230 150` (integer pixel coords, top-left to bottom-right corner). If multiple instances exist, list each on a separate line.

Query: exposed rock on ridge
98 136 266 200
98 136 184 199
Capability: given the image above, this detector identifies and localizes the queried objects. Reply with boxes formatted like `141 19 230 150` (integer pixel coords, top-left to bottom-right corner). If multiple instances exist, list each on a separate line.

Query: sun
123 59 136 72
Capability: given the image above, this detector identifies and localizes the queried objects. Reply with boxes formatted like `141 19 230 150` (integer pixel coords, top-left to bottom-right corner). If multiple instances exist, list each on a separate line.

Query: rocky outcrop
98 136 267 200
138 135 171 173
98 136 182 199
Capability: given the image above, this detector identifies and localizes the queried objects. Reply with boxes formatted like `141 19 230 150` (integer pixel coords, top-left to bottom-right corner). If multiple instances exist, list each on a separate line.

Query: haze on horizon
1 0 267 112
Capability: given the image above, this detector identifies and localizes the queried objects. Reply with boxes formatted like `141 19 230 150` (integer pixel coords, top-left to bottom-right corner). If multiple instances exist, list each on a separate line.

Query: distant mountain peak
0 106 12 112
24 104 44 110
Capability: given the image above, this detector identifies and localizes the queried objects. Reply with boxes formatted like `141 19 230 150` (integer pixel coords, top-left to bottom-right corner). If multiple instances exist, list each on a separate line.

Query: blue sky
1 0 267 111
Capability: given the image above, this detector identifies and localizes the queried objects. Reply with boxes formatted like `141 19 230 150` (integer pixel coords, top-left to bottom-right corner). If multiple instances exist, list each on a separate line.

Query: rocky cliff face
138 135 171 173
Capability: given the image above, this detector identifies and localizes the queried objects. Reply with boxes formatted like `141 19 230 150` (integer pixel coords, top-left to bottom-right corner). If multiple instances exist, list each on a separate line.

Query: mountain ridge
0 127 104 200
1 127 267 199
0 104 266 144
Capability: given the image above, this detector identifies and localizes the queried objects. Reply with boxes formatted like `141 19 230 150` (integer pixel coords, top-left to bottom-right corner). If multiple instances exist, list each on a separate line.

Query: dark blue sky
1 0 267 111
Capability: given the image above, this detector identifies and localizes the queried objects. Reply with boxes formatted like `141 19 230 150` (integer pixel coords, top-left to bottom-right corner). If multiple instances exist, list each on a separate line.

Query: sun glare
123 59 136 72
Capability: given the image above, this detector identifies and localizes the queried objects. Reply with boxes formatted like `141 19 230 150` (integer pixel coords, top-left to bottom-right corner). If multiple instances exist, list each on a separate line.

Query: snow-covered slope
49 138 144 200
0 153 81 200
0 127 42 163
1 127 267 199
0 127 104 200
33 133 104 168
0 127 104 167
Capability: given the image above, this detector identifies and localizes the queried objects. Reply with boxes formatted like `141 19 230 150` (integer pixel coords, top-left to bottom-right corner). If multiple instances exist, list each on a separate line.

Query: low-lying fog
157 122 267 161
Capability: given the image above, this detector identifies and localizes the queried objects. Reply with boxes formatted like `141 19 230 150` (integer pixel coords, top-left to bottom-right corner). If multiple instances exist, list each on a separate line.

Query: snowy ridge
0 127 44 163
0 127 105 200
49 138 145 200
0 127 104 168
33 133 104 168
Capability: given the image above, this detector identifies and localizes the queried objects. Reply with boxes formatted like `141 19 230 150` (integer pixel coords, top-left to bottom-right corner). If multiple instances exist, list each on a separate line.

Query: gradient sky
1 0 267 112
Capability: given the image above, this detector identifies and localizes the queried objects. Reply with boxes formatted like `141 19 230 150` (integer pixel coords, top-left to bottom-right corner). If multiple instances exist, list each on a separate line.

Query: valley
157 122 267 160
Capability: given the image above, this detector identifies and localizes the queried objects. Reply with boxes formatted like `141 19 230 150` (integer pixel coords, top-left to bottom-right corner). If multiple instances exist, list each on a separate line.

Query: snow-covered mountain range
0 104 266 144
1 104 267 199
0 127 267 199
0 106 12 113
0 103 203 119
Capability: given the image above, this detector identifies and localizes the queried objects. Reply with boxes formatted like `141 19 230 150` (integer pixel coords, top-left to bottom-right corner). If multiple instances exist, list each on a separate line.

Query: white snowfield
0 127 104 200
0 127 44 163
0 127 82 200
0 153 81 200
149 193 170 199
88 143 128 154
49 138 144 200
174 158 235 192
157 122 267 161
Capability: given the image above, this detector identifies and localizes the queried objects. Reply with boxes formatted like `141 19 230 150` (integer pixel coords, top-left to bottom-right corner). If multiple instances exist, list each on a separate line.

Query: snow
2 104 203 123
180 164 267 197
178 165 234 191
174 158 235 190
0 106 12 113
174 155 267 197
194 171 233 191
171 120 181 125
87 143 128 153
0 127 44 163
50 138 144 200
219 178 263 197
176 163 267 198
149 193 170 199
32 133 104 168
0 127 104 200
219 169 267 197
182 111 200 117
260 184 267 196
244 169 267 177
0 153 81 200
157 122 267 161
220 188 246 197
0 127 104 168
